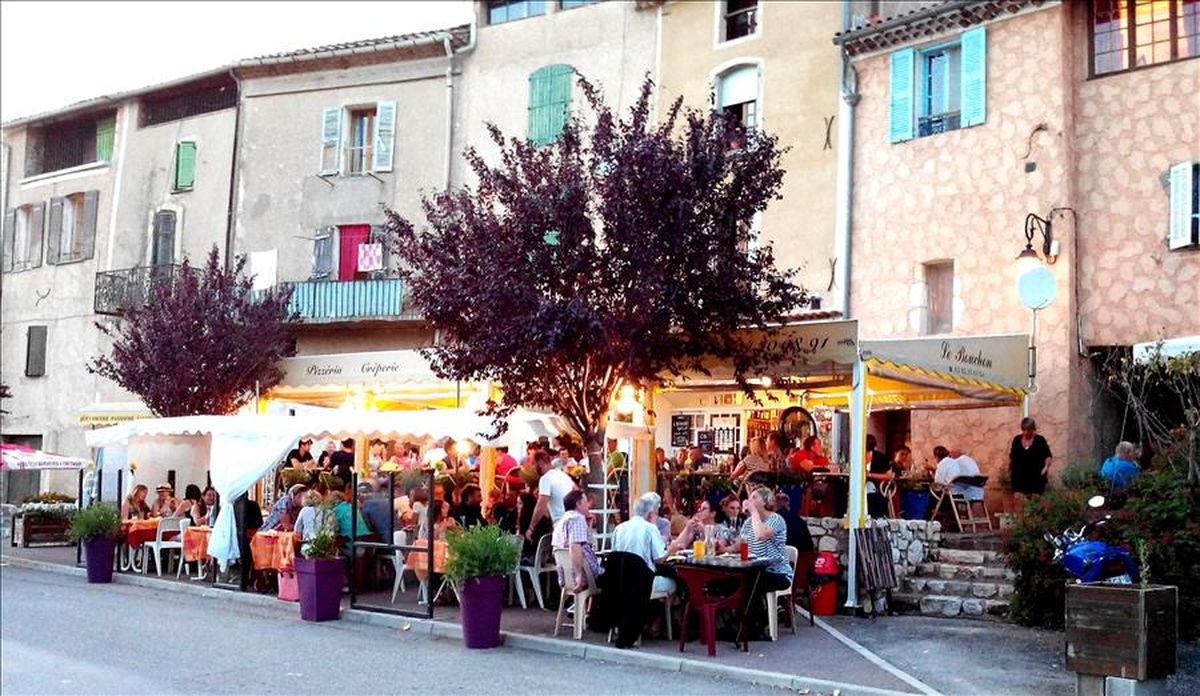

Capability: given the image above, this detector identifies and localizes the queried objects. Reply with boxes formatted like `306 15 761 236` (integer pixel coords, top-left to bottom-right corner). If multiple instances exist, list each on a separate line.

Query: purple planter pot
295 557 344 622
84 537 116 583
459 575 506 649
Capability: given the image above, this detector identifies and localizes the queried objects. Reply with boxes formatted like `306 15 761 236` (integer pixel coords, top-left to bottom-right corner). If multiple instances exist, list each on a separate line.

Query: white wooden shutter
372 101 396 173
1169 161 1199 250
319 107 343 175
47 197 64 265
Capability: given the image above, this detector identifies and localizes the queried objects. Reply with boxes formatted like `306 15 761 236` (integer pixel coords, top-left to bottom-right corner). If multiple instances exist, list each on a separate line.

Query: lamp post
1015 213 1059 417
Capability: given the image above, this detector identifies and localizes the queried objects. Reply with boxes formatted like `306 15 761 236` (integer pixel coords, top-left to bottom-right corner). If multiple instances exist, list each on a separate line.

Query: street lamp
1016 212 1057 274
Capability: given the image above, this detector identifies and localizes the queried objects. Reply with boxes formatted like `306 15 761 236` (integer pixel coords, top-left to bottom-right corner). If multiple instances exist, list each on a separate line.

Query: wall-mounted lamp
1016 212 1059 274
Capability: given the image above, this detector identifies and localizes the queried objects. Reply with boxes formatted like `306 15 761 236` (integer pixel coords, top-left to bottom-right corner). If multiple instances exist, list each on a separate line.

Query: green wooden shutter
528 64 574 146
174 141 196 190
46 197 64 265
960 27 987 128
888 49 915 143
96 116 115 162
80 190 99 261
1 209 14 272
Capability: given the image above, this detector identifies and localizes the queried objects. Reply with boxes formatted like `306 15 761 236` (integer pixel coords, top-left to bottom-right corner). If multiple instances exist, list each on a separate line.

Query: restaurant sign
729 319 859 379
861 334 1029 390
277 350 443 388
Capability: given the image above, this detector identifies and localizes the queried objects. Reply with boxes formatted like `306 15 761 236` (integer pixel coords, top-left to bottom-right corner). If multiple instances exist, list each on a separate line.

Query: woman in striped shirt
739 486 794 638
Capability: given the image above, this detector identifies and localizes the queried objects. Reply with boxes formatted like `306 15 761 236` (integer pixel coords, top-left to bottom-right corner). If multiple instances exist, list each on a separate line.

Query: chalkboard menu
697 429 715 454
671 415 691 448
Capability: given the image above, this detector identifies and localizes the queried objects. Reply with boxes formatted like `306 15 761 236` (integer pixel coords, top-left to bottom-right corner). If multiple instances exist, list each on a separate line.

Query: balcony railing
282 279 421 323
94 264 185 316
918 112 961 137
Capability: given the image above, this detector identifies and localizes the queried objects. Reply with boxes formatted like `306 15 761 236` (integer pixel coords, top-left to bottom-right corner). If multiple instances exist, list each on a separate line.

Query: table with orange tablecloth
182 526 211 562
122 518 176 548
405 539 447 576
251 530 297 571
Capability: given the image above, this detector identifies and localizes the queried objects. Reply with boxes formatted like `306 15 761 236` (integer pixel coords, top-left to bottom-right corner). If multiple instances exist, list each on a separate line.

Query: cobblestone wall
804 517 942 611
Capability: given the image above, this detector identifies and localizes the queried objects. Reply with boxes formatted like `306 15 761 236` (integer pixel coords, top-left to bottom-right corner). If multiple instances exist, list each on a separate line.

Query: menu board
671 415 691 448
696 429 715 455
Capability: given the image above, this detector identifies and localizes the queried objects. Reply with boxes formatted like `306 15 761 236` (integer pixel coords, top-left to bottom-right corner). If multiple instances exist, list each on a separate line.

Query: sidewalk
1 544 929 696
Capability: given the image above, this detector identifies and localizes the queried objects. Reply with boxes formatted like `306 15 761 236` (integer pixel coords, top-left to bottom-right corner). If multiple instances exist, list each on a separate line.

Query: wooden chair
553 548 600 640
929 477 992 533
879 479 898 519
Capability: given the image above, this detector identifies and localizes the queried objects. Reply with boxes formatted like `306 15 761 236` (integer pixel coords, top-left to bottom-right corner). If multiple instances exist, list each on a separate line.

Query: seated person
1099 441 1140 490
741 486 793 636
715 495 744 544
551 490 602 592
773 492 815 552
489 489 519 532
121 484 151 521
148 483 178 518
449 484 485 528
359 481 393 535
892 445 914 476
933 446 985 501
611 492 678 595
667 499 719 551
494 446 519 478
330 490 371 538
174 484 205 523
261 484 307 532
418 500 457 541
787 436 830 475
293 490 332 557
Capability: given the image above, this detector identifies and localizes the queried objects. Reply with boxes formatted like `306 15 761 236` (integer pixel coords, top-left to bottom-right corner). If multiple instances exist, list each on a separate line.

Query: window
1169 161 1200 249
723 1 759 42
716 64 760 148
25 326 47 378
47 191 98 265
139 77 237 127
2 203 45 272
95 117 115 163
889 27 985 143
923 261 954 335
1091 0 1199 76
487 0 546 25
174 142 196 191
311 227 334 280
528 64 574 146
152 211 176 267
560 0 595 8
24 111 117 177
318 103 395 176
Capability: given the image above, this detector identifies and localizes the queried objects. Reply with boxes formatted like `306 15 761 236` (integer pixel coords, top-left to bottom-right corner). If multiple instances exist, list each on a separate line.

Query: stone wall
804 516 942 610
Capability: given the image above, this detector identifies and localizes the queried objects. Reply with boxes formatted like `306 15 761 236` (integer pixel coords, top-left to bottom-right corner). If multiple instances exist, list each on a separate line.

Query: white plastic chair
553 547 600 640
390 530 409 603
175 518 197 579
517 533 557 610
766 545 800 641
505 534 528 609
144 517 183 577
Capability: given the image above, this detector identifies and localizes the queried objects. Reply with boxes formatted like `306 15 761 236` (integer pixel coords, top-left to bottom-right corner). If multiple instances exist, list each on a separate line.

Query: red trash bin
809 551 840 616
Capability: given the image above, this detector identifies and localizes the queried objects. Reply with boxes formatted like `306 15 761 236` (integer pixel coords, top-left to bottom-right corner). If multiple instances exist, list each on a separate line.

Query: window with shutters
26 326 48 378
319 103 395 176
528 65 574 146
715 64 760 150
888 26 985 143
923 261 954 335
1168 161 1200 249
722 1 760 43
47 191 98 265
24 110 117 177
311 228 335 280
151 211 177 267
173 141 196 191
2 204 45 272
1090 0 1199 77
487 0 546 25
347 108 376 175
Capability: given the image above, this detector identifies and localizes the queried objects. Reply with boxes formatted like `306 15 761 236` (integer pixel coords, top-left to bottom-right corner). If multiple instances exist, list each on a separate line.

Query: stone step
929 547 1006 566
917 561 1014 582
939 533 1005 552
890 593 1010 620
903 576 1014 599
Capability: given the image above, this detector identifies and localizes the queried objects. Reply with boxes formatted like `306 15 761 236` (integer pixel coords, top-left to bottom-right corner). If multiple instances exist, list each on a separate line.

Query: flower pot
295 557 344 622
84 537 116 583
458 575 506 649
1065 583 1178 680
900 490 931 520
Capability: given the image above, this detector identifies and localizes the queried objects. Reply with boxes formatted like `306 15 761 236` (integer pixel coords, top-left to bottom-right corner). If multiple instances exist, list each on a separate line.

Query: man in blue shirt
1099 441 1140 490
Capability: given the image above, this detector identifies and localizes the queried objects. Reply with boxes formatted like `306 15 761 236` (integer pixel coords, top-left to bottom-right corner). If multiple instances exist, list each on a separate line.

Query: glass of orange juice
692 539 706 559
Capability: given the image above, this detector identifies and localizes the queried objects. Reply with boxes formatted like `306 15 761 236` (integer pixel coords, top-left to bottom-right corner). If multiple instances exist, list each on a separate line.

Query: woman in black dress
1009 417 1053 515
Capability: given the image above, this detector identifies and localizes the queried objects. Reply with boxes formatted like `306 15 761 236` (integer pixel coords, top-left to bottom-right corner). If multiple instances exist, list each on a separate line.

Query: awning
76 401 153 426
860 333 1028 405
1 443 89 471
274 349 443 389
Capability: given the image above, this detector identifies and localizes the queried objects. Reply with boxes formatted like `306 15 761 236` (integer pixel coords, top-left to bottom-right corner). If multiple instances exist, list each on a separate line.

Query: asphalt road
1 566 784 696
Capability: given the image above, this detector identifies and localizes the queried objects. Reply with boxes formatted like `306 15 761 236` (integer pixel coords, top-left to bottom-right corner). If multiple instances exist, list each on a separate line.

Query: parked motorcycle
1043 495 1139 584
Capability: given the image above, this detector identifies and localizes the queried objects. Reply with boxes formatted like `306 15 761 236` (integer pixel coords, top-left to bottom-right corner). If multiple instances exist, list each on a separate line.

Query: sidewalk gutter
3 554 926 696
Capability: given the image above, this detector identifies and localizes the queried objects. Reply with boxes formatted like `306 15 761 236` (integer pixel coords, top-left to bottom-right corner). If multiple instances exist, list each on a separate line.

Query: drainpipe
223 68 243 271
442 16 478 192
833 33 860 318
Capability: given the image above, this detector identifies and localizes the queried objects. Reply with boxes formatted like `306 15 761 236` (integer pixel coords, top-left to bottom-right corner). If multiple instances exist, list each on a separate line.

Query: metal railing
281 278 421 323
93 264 185 316
918 112 961 137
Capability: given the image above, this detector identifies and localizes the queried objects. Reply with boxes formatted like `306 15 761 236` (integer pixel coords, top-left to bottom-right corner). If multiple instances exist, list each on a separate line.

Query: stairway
891 533 1014 620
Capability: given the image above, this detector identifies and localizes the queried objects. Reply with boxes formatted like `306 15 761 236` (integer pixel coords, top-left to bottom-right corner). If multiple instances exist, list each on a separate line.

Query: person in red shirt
494 446 519 477
787 435 830 475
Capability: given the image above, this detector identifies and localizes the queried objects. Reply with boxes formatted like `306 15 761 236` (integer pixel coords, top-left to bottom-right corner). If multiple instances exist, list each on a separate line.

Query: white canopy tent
85 409 570 570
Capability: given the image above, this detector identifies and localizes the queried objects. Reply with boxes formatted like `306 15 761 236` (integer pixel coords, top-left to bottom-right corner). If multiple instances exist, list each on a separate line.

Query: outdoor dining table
122 518 172 548
405 538 447 576
250 530 297 571
664 553 772 657
182 525 211 562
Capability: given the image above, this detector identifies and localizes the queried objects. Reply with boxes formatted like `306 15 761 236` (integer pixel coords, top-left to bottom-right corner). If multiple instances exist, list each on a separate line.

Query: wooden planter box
1065 583 1177 680
20 515 73 547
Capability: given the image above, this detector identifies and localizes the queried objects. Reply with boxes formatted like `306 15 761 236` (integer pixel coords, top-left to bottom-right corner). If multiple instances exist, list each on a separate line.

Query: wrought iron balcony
918 112 961 137
281 279 421 323
94 264 185 316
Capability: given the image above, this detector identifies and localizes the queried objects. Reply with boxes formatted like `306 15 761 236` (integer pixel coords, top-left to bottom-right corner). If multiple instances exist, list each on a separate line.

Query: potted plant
444 525 520 649
294 525 343 622
68 504 121 583
20 492 77 547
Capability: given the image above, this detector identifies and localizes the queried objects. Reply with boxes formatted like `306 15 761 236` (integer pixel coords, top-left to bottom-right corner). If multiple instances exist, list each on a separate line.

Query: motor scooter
1043 495 1139 584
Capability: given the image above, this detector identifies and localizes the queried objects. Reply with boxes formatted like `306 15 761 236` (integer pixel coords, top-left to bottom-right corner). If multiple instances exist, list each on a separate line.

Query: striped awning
1 443 89 471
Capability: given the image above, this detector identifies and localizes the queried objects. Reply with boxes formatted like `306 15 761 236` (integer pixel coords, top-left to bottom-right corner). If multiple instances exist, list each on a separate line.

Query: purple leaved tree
90 247 298 417
387 75 808 475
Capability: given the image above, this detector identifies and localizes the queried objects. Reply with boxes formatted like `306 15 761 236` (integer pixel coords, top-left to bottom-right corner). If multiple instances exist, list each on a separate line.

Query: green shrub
304 528 339 559
23 492 77 504
443 524 520 582
281 468 311 488
1003 466 1200 638
68 504 121 542
1057 461 1101 491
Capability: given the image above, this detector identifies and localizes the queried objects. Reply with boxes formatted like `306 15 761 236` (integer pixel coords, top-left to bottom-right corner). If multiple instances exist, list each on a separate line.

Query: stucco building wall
656 0 843 302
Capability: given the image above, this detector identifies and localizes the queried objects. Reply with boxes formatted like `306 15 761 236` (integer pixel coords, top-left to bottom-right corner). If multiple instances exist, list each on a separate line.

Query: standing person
317 440 337 470
330 438 356 486
232 492 263 591
605 438 627 474
525 450 576 543
494 446 519 478
287 438 315 469
261 484 307 532
367 439 387 473
731 437 770 480
866 435 895 519
764 432 787 471
1008 417 1053 515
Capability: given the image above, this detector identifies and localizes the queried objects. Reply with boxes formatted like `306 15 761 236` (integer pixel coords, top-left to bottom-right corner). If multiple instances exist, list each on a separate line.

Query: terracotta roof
781 309 845 323
833 0 1047 56
237 25 471 67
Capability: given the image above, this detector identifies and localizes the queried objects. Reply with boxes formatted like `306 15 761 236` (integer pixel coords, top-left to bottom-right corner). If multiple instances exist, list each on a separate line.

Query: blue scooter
1043 495 1139 584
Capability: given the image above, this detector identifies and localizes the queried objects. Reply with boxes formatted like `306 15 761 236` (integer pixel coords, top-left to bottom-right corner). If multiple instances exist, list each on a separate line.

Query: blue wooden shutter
888 49 915 143
528 64 573 146
960 26 987 128
372 101 396 173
